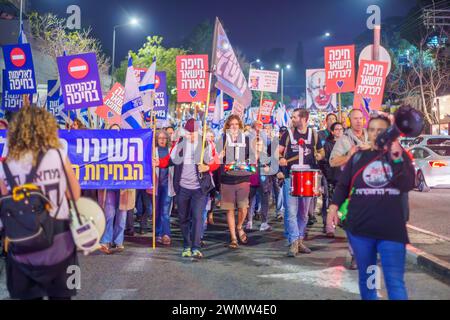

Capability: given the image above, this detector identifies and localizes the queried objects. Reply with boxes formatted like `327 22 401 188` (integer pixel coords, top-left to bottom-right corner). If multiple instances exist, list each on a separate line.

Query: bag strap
56 149 82 225
2 152 44 190
25 152 45 184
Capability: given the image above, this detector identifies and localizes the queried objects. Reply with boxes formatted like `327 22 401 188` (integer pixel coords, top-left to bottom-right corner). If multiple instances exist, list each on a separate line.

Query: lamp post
249 58 261 70
275 64 291 106
111 18 139 88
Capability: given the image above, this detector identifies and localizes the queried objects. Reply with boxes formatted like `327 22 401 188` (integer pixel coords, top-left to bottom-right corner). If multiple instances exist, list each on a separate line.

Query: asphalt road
409 189 450 238
0 211 440 300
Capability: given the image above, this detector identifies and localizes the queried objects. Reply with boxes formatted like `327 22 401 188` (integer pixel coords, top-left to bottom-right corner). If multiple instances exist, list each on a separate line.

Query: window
429 146 450 157
427 138 450 145
413 137 424 145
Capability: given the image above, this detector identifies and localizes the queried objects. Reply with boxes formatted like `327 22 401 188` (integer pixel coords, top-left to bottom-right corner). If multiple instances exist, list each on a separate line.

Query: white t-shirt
0 148 70 228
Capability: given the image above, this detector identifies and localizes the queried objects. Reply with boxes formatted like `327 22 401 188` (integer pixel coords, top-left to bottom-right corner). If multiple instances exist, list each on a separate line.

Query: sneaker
259 222 272 232
298 240 312 254
245 220 253 231
287 240 299 257
181 248 192 258
192 249 203 259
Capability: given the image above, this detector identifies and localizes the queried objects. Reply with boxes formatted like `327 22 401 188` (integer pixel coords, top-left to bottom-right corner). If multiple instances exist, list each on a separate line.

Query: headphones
344 109 367 128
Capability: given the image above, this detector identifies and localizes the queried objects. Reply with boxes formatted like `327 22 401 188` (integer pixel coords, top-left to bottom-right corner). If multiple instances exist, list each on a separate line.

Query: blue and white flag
18 21 28 44
140 56 156 112
211 89 224 130
275 103 290 129
121 55 144 129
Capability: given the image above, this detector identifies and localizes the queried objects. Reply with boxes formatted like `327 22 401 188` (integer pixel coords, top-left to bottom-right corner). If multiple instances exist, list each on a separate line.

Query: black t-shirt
331 149 415 244
219 133 251 185
279 128 322 175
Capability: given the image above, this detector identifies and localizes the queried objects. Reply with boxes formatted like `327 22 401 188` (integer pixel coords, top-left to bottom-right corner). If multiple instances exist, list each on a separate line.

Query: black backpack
0 153 59 254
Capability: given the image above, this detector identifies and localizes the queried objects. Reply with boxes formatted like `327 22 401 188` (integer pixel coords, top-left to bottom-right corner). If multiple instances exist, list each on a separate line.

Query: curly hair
7 104 61 165
223 114 244 134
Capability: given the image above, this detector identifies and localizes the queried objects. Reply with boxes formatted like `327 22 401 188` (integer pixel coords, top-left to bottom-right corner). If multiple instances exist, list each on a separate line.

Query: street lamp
324 32 331 37
111 18 140 87
275 63 291 105
249 58 261 69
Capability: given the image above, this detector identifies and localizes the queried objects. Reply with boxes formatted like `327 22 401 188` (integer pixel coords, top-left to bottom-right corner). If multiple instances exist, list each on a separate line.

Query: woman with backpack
0 104 81 300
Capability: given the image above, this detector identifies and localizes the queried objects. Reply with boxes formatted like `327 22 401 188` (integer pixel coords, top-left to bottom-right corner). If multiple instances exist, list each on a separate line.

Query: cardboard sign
153 71 168 120
306 69 337 112
248 69 279 93
57 52 103 110
176 55 209 102
1 70 24 111
353 60 389 112
325 45 355 93
2 43 37 94
259 99 276 123
95 82 125 126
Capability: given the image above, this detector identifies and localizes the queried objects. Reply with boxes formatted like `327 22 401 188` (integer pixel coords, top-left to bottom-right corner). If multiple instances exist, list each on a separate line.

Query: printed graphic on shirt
362 160 393 188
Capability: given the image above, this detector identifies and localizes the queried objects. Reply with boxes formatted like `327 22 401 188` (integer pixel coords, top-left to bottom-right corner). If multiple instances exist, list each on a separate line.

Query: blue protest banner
2 70 24 112
57 52 103 110
2 43 37 95
154 71 168 120
0 129 153 189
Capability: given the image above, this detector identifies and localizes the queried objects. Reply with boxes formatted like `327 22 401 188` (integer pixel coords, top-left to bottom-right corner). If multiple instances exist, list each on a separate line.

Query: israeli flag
18 21 28 44
121 55 144 129
140 56 156 112
275 103 290 129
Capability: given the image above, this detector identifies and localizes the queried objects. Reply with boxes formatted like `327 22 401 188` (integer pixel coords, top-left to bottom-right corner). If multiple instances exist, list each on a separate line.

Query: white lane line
407 224 450 242
254 258 360 295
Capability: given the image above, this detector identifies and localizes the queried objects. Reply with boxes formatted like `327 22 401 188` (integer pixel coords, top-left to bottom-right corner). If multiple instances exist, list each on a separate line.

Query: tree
115 36 187 106
181 20 214 60
386 26 450 127
28 12 110 90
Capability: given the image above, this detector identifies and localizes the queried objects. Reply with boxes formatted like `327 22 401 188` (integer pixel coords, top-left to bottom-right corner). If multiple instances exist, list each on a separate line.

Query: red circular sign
155 74 161 90
10 47 26 68
67 58 90 80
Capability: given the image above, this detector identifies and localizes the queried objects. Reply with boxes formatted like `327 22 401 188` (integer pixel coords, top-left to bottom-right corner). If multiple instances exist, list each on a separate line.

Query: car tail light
429 161 447 168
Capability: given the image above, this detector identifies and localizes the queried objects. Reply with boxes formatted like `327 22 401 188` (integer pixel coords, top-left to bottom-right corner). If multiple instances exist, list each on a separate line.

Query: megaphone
376 105 424 148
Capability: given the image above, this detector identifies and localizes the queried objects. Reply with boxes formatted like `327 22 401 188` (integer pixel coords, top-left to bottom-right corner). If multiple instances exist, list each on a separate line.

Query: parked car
409 145 450 192
410 135 450 147
400 137 415 148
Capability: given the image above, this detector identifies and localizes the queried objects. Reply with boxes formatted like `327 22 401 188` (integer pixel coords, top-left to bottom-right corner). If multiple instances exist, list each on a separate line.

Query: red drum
290 166 321 197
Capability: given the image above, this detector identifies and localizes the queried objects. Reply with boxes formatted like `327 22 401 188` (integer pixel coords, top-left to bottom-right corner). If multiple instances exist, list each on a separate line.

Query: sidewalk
406 224 450 283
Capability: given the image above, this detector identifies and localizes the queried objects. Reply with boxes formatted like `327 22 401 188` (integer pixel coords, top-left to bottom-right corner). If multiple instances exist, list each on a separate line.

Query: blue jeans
282 177 312 244
156 184 172 237
100 190 127 246
177 187 207 251
347 231 408 300
272 176 284 214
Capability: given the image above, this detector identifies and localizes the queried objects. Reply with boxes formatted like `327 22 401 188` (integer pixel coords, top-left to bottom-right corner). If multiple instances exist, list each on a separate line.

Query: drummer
278 108 324 257
218 115 252 249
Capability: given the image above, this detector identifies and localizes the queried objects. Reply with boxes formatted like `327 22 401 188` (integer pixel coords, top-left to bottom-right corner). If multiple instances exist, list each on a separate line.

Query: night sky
30 0 417 71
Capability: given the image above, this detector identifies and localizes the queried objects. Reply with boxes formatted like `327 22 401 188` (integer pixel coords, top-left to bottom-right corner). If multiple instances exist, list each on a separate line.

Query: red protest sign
96 82 125 125
259 99 276 124
353 60 389 112
325 45 355 94
176 55 209 102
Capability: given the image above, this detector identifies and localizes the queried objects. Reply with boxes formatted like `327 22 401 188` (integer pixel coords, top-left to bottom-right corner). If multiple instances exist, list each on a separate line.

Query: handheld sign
2 44 37 95
57 52 103 110
325 45 355 93
176 54 209 102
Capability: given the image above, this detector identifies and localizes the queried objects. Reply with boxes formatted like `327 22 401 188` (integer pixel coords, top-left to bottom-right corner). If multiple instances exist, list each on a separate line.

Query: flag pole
338 92 342 123
200 17 219 165
151 93 157 250
257 91 264 122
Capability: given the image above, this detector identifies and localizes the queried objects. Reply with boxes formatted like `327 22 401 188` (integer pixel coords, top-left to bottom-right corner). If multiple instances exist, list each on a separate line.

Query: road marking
100 288 138 300
254 258 360 294
407 224 450 242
